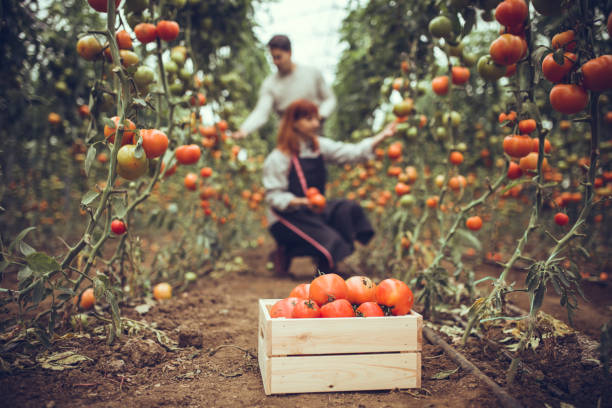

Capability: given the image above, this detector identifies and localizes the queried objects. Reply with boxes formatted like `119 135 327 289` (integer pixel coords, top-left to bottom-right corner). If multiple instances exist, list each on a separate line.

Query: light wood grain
267 352 420 394
259 299 422 355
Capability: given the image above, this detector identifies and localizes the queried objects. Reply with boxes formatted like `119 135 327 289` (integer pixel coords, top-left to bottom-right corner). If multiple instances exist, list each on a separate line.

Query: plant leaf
84 145 96 176
26 253 60 274
453 228 482 251
112 197 127 219
8 227 36 253
17 267 33 282
19 241 35 256
81 190 100 206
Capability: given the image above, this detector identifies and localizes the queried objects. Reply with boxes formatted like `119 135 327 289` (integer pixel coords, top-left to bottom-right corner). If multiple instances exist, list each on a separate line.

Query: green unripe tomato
169 81 184 95
406 126 418 140
125 0 148 13
164 60 179 74
477 55 506 81
133 65 155 88
436 126 448 139
428 16 453 39
399 194 416 207
448 41 464 57
117 144 148 180
170 49 186 66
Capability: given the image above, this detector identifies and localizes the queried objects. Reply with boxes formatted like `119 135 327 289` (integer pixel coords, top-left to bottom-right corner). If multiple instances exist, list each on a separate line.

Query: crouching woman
263 98 396 275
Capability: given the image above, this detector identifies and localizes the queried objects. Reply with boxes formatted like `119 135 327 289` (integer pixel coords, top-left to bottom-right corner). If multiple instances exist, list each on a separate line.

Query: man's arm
234 79 274 139
316 70 336 120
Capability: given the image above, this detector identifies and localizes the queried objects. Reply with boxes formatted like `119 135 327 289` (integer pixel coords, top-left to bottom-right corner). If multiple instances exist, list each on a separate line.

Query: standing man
231 34 337 140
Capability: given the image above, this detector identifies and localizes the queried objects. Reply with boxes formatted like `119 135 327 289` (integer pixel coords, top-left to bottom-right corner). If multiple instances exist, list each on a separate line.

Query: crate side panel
257 323 271 395
268 316 420 355
268 352 420 394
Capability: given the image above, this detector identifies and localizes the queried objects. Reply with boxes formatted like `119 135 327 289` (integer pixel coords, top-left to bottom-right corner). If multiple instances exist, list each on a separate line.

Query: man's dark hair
267 35 291 52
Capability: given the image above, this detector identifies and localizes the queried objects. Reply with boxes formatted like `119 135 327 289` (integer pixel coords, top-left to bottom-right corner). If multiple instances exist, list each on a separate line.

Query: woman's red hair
277 99 319 155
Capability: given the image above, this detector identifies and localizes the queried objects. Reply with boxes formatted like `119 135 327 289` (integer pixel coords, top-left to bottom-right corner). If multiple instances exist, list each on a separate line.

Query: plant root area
1 244 611 408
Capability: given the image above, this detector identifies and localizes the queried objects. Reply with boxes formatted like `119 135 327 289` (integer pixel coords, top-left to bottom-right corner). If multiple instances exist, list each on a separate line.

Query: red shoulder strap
291 155 309 195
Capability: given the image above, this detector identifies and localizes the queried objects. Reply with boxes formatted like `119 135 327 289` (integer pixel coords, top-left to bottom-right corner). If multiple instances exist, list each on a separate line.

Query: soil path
1 244 611 408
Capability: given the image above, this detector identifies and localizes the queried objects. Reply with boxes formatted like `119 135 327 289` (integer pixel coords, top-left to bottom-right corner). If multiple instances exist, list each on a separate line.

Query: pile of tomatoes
270 274 414 319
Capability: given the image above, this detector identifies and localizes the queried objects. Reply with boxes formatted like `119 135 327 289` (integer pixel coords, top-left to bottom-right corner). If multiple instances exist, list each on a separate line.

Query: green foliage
331 0 441 138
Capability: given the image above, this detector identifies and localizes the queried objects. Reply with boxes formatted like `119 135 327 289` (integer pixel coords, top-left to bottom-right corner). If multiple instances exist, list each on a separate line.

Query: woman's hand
371 122 398 149
379 122 397 139
288 197 310 209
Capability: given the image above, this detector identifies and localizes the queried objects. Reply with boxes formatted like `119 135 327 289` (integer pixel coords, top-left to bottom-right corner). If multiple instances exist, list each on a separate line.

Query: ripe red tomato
184 172 198 191
581 55 612 92
519 152 548 172
309 193 326 211
134 23 157 44
306 187 320 198
541 52 576 83
518 119 536 134
489 34 525 66
426 196 439 208
200 167 213 178
217 120 228 132
432 75 449 95
157 20 180 42
507 161 523 179
451 66 470 85
88 0 120 12
309 273 348 306
549 84 588 115
345 276 377 305
552 30 576 51
503 134 532 158
466 216 483 231
140 129 168 158
388 142 402 159
104 116 136 145
292 299 321 318
375 278 414 316
270 297 299 318
554 212 569 226
531 138 552 153
495 0 528 27
111 219 126 235
175 144 201 165
320 299 355 318
289 283 310 300
356 301 384 317
395 182 411 196
190 93 206 107
449 151 464 165
116 30 132 50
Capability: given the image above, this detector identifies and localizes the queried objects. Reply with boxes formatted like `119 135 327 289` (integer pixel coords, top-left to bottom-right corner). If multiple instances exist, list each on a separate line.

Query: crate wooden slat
258 299 422 395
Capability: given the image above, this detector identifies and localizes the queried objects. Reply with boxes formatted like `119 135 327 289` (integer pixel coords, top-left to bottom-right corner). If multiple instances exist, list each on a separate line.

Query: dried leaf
430 367 459 380
37 350 93 370
134 304 152 315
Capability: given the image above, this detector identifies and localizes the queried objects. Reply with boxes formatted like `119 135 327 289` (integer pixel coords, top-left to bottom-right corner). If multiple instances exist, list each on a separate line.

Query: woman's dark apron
269 154 374 272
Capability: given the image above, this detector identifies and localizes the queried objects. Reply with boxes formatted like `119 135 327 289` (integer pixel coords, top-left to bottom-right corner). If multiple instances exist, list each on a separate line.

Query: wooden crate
258 299 422 395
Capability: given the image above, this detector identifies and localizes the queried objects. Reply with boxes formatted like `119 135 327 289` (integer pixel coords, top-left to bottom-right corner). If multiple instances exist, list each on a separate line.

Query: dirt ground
1 243 612 408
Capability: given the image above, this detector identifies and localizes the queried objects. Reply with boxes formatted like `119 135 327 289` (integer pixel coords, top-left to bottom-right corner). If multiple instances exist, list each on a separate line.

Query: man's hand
230 129 247 140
